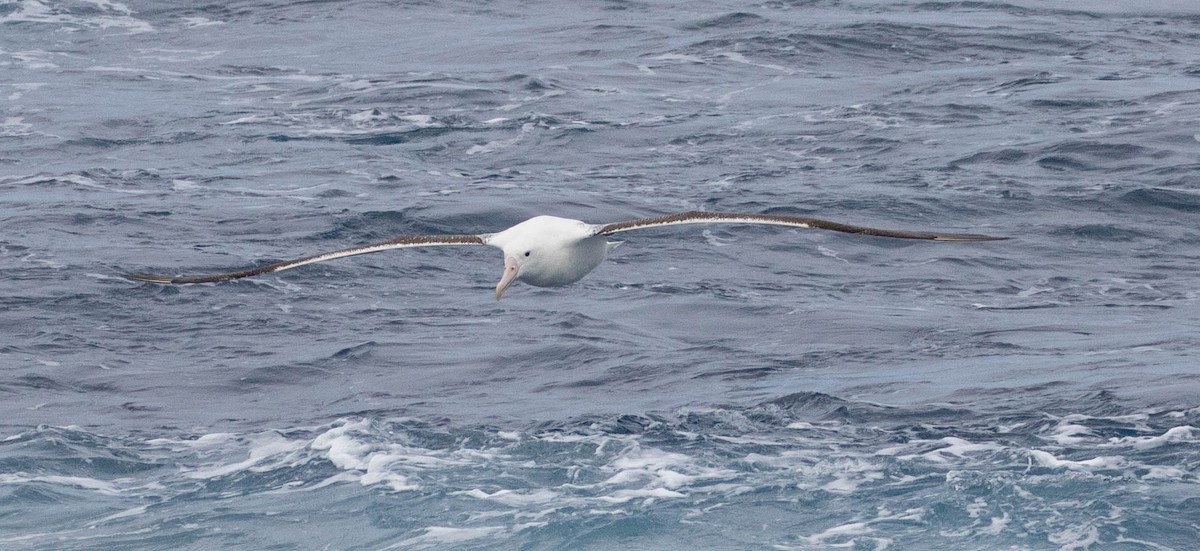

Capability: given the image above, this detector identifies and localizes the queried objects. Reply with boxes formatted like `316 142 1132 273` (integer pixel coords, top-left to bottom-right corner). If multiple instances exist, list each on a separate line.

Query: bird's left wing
125 234 488 284
592 211 1006 241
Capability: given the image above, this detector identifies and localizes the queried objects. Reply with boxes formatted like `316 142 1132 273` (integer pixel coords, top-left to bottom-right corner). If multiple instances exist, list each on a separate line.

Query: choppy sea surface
4 1 1200 549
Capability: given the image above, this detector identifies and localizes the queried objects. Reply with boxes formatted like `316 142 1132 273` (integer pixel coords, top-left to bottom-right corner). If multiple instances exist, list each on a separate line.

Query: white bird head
484 215 612 299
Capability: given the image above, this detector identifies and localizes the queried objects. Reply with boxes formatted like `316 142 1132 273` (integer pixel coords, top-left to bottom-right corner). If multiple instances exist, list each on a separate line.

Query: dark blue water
4 1 1200 548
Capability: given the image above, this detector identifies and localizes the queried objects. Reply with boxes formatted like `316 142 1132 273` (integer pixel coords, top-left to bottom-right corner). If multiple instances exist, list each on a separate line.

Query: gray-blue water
4 1 1200 549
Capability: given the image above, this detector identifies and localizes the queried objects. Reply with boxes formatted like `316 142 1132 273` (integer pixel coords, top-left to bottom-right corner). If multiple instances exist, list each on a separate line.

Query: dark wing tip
931 234 1010 242
124 273 177 284
123 272 246 284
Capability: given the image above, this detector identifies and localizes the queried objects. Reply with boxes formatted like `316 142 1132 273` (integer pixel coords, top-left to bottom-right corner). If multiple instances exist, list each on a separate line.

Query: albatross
125 211 1006 299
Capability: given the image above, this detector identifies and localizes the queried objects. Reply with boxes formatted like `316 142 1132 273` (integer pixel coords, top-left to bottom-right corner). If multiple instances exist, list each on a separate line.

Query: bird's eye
524 251 531 257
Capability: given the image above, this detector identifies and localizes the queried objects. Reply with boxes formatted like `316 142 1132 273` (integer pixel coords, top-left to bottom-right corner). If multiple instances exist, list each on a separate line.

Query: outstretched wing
125 234 488 284
592 211 1006 241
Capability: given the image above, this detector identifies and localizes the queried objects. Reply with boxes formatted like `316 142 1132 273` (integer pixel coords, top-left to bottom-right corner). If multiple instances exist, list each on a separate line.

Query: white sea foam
0 0 153 33
1028 450 1126 472
44 174 154 194
1142 466 1188 480
386 526 505 549
310 419 474 492
801 521 875 545
359 457 418 492
89 504 150 525
602 444 734 495
310 419 372 470
1047 423 1093 445
147 432 237 448
3 82 46 100
887 437 1004 463
793 456 886 494
716 51 793 74
183 433 307 479
1 117 35 137
465 122 532 155
180 16 223 27
598 487 686 503
983 512 1010 535
918 437 1005 462
6 50 58 69
1049 522 1101 551
222 115 274 125
0 473 122 495
649 53 707 64
823 469 884 494
461 488 559 507
701 229 734 247
1111 425 1196 449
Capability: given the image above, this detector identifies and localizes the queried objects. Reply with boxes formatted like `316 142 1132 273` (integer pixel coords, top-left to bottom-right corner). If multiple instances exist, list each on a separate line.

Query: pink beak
495 256 519 300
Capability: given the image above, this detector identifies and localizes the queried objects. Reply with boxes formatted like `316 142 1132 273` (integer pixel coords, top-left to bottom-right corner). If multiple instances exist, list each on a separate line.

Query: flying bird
125 211 1006 299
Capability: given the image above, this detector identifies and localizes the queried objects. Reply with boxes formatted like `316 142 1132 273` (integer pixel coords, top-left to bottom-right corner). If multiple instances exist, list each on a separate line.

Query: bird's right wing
125 234 488 284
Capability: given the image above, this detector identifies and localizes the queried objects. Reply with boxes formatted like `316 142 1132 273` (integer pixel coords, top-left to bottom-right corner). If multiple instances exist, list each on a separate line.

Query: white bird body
126 210 1005 299
484 215 613 289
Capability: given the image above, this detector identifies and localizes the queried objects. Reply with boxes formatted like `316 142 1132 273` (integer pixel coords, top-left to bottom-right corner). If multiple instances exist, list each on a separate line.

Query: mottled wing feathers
125 234 486 284
593 211 1006 241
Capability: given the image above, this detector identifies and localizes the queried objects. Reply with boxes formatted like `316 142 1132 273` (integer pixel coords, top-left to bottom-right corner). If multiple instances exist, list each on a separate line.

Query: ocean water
3 0 1200 548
